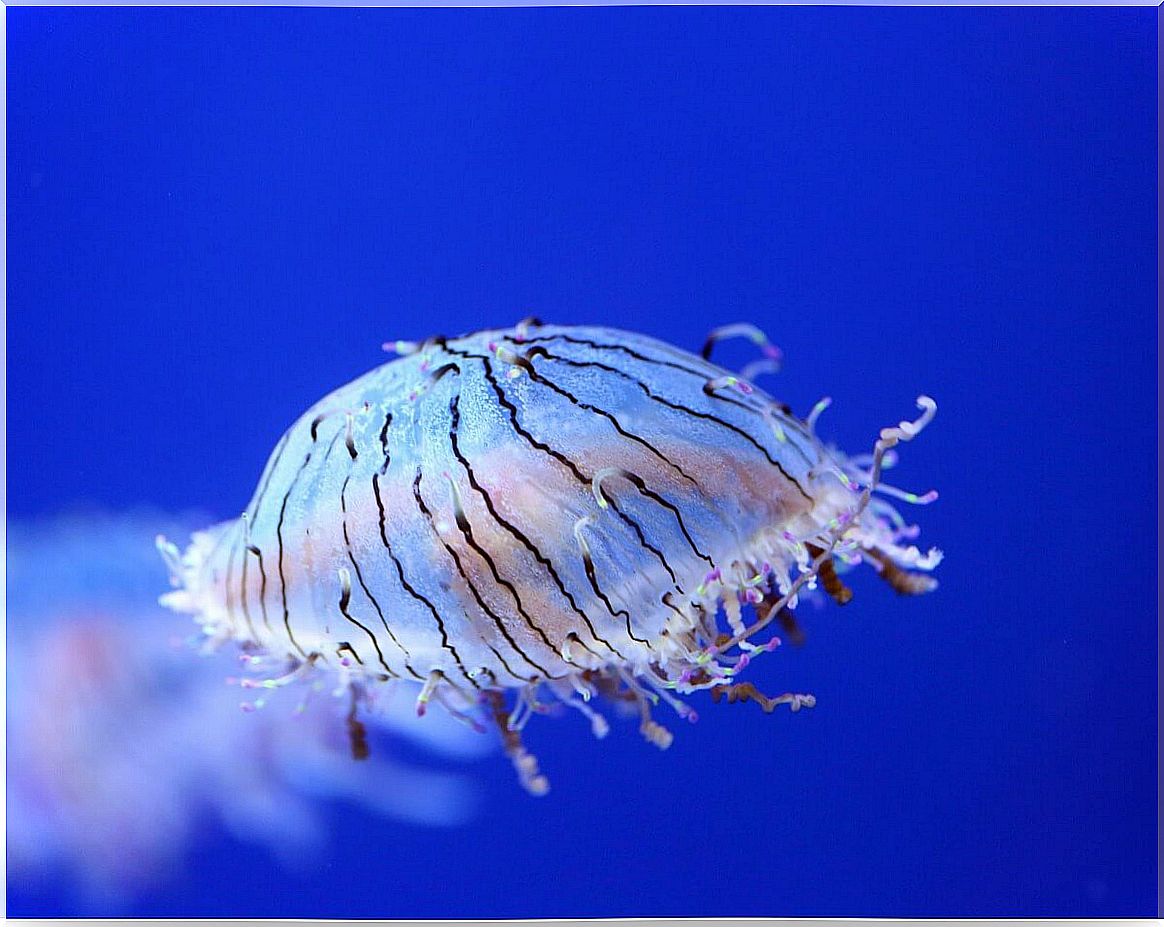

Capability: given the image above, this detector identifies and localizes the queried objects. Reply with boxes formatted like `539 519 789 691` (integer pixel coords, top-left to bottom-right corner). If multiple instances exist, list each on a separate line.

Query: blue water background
7 7 1157 918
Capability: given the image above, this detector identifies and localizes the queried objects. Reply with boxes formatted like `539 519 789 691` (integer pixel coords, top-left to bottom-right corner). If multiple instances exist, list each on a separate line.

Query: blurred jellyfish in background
6 510 493 907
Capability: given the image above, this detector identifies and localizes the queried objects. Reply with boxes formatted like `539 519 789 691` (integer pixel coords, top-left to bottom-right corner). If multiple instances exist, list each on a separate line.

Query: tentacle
485 690 550 796
805 396 832 434
700 322 783 367
346 686 370 760
863 548 939 595
858 396 938 512
805 542 853 606
711 682 815 713
739 357 782 383
702 374 754 397
513 316 545 342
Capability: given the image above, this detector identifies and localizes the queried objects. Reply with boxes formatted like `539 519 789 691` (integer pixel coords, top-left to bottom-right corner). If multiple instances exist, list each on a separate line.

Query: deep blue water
7 6 1157 918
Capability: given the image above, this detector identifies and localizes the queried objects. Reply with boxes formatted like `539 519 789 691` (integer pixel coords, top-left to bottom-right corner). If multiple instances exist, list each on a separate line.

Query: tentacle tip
652 731 674 751
791 694 817 711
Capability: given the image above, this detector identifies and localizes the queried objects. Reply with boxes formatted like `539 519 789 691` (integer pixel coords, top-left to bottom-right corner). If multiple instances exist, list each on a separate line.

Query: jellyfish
6 511 492 905
159 320 941 795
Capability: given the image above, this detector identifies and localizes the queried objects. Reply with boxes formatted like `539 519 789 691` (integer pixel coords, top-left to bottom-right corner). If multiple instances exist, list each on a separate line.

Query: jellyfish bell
160 321 942 794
